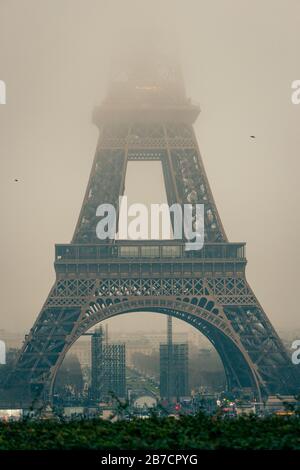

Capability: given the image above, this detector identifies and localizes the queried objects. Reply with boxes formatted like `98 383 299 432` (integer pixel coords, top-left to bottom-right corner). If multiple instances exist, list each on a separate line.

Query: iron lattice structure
1 50 299 405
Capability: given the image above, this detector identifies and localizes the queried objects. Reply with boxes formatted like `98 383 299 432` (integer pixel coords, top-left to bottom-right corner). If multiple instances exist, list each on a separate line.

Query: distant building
91 327 126 400
68 338 91 369
264 395 298 414
160 342 189 400
0 330 24 350
102 344 126 399
160 316 189 400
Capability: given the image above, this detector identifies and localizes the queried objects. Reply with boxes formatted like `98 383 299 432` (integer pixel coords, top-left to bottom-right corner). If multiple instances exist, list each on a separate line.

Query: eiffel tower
1 47 299 406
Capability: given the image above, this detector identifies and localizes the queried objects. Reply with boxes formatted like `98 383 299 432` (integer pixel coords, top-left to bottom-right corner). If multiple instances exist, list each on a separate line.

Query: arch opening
51 302 261 403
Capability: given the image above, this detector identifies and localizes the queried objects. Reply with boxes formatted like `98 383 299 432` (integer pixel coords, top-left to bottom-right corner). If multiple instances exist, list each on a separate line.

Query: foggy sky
0 0 299 336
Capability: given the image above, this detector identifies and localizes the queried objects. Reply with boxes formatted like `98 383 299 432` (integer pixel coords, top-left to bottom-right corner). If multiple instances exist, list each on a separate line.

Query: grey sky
0 0 299 336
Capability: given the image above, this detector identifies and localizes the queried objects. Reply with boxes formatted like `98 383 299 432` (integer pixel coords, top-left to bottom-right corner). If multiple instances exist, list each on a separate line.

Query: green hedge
0 414 300 450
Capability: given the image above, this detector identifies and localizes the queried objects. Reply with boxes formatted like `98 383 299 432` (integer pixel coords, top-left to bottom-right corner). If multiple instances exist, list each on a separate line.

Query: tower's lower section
1 241 299 407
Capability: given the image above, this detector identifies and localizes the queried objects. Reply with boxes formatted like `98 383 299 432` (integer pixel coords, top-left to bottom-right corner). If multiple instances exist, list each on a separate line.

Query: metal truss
1 52 299 407
3 267 299 405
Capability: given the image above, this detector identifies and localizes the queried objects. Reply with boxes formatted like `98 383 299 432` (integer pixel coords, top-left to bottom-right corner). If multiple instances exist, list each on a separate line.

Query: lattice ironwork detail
1 50 299 408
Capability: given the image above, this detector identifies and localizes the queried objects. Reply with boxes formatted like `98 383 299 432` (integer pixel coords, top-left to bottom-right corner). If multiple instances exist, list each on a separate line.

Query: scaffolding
90 326 126 401
160 316 189 400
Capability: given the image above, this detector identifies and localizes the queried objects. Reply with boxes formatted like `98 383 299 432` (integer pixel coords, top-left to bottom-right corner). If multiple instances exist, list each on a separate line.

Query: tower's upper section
72 31 227 245
93 36 200 126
